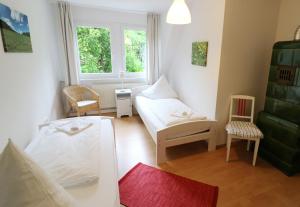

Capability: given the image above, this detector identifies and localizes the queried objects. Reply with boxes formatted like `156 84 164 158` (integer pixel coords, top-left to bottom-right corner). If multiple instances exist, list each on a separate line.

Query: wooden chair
63 85 101 117
225 95 263 166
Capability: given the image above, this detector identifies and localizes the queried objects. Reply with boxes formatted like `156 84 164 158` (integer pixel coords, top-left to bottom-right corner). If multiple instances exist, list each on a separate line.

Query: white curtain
147 13 160 85
58 1 79 86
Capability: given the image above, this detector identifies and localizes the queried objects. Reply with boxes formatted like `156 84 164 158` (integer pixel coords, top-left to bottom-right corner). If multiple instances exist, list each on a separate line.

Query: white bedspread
26 117 120 207
26 117 101 188
148 98 206 126
66 118 120 207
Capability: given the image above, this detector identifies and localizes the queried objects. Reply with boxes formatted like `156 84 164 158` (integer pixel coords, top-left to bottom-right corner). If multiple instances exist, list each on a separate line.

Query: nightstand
115 89 132 118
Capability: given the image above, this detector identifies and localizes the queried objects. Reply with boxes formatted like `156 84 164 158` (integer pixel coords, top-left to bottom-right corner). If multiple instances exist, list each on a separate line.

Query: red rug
119 163 218 207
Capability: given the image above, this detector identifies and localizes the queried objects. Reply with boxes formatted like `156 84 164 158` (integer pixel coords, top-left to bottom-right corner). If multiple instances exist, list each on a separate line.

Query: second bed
134 95 217 164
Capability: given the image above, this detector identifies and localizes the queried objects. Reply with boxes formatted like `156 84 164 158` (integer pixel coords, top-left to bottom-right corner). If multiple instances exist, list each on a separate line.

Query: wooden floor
114 115 300 207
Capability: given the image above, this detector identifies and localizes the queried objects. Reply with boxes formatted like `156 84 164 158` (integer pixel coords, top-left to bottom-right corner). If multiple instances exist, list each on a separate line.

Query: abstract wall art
192 41 208 67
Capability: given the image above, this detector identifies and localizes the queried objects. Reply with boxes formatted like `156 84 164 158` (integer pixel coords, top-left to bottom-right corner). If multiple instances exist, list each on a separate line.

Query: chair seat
226 121 263 138
77 100 97 108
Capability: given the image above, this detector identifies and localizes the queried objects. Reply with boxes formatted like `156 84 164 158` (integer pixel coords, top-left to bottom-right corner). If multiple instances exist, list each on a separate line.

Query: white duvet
25 117 102 188
148 98 206 126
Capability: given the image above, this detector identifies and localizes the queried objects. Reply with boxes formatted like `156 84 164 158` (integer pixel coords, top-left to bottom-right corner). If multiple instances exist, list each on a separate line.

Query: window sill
80 77 147 85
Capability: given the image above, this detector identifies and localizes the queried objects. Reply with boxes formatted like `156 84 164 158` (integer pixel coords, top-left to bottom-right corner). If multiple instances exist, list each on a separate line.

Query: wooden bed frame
131 84 218 164
156 120 217 164
135 100 217 164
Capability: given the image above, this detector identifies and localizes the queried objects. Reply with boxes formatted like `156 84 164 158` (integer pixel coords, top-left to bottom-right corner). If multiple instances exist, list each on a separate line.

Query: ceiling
68 0 173 13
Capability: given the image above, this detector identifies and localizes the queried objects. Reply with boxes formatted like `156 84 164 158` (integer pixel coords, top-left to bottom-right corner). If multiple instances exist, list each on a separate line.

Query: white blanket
148 98 206 126
26 117 102 188
65 118 120 207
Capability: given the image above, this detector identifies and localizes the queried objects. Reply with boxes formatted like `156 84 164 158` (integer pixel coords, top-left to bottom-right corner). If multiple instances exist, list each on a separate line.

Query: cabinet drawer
117 98 131 106
117 99 131 112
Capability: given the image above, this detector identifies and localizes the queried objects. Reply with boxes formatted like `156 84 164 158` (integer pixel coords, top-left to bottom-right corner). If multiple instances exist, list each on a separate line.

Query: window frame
121 25 148 79
74 21 148 83
75 22 117 81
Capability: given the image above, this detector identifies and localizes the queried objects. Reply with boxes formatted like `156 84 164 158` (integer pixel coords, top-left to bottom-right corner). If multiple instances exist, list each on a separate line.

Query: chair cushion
77 100 97 107
226 121 263 138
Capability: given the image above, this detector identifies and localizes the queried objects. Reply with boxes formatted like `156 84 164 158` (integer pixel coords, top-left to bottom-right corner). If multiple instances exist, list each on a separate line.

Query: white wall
72 5 147 110
276 0 300 41
160 0 226 120
72 5 147 26
0 0 63 151
215 0 281 144
160 0 300 145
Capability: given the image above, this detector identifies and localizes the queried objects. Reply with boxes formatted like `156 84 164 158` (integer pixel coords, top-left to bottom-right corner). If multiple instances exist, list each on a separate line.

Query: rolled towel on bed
54 119 93 135
170 110 193 118
149 98 207 126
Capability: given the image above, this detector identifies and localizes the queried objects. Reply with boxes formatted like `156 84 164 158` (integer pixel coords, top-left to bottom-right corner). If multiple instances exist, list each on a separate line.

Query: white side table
115 89 132 118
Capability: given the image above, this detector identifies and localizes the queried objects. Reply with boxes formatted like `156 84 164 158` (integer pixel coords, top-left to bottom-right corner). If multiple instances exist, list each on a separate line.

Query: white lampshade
166 0 191 25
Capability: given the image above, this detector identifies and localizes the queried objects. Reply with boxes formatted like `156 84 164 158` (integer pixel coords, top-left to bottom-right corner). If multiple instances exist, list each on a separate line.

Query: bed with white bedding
25 116 120 207
133 76 217 164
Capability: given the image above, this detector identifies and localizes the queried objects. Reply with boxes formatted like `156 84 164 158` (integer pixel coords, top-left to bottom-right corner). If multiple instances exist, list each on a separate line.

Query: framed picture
192 41 208 66
0 3 32 52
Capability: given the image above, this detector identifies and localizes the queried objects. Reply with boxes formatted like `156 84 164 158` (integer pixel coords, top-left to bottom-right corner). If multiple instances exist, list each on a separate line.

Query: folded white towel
54 119 93 135
148 98 207 126
170 110 193 118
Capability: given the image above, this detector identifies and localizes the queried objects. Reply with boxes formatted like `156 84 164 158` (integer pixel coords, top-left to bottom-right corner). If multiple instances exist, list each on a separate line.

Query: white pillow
131 85 151 97
0 140 77 207
142 76 178 99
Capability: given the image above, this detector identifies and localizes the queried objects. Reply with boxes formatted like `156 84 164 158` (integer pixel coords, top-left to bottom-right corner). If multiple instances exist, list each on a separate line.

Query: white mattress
135 96 210 143
66 118 119 207
134 96 165 143
28 117 120 207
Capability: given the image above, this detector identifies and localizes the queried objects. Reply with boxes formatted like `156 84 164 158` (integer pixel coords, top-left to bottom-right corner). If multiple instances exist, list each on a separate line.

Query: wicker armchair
63 85 101 117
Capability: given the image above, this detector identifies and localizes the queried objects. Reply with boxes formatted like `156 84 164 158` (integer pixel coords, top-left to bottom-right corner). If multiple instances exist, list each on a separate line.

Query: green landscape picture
0 3 32 52
192 41 208 66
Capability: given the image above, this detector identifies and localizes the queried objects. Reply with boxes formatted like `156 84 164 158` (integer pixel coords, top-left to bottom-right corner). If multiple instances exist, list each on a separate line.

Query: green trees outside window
124 30 146 73
77 26 112 73
76 26 147 74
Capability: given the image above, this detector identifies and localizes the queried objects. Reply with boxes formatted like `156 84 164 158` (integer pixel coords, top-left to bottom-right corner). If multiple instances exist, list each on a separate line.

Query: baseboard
101 107 116 113
66 107 116 117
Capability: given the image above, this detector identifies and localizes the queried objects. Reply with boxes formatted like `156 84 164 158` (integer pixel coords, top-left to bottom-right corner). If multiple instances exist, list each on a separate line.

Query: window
124 29 147 73
76 26 112 74
75 24 147 82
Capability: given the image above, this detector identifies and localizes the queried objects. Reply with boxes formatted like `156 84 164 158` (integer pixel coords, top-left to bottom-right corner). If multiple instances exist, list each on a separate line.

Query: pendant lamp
166 0 191 25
